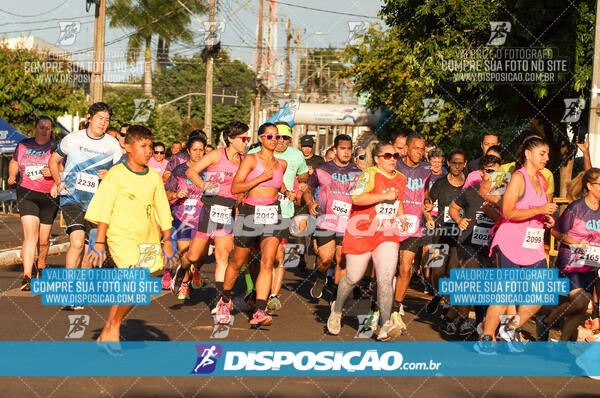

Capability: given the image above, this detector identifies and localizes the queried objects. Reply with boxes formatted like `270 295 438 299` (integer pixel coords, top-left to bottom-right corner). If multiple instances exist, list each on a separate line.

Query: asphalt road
1 254 598 397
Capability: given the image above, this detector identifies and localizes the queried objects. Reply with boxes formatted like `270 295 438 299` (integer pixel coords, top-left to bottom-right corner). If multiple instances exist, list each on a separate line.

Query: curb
0 242 70 267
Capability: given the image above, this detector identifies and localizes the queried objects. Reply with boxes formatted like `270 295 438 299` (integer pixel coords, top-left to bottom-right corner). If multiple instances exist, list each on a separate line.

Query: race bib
210 204 232 224
522 227 544 249
331 199 351 218
471 226 491 246
75 172 99 193
254 205 277 225
401 214 418 234
432 200 439 213
25 165 44 181
183 199 198 215
475 211 494 225
443 207 459 224
376 201 399 219
580 245 600 267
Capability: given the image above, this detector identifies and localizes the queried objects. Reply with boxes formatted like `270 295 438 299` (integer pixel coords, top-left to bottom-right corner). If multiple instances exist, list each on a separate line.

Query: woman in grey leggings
327 142 408 340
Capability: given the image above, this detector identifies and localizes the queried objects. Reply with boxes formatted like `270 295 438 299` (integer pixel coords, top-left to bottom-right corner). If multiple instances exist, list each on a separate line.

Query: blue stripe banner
1 341 599 377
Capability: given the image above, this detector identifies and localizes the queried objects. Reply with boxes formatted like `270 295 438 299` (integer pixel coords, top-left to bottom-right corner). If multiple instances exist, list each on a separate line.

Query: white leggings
333 241 399 326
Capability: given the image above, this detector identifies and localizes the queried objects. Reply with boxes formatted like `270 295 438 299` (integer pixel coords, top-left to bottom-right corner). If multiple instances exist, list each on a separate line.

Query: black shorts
61 203 96 240
197 195 237 237
400 236 427 254
560 270 597 294
314 228 343 247
234 201 287 249
456 244 491 268
16 186 59 225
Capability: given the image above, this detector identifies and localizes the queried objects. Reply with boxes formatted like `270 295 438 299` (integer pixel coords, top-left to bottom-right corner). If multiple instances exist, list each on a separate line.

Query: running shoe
249 309 272 326
212 296 234 315
215 297 232 324
170 265 186 294
536 314 550 342
161 269 172 290
497 323 525 353
377 320 403 341
365 310 379 331
458 319 476 336
20 275 31 291
310 273 327 299
424 280 434 295
442 320 458 336
327 301 342 335
62 305 84 311
191 266 203 290
389 311 407 334
177 282 191 300
474 335 497 355
266 295 282 314
426 295 442 314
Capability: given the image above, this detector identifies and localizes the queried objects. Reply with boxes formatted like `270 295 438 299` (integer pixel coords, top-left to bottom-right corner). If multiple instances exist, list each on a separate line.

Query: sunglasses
357 155 366 160
118 132 126 137
279 136 291 141
260 134 281 140
236 136 250 143
484 168 497 174
154 150 165 154
377 152 400 160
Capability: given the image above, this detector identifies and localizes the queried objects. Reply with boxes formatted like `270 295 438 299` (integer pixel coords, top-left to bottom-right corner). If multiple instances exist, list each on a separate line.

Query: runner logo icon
65 314 89 339
192 344 222 374
487 21 511 46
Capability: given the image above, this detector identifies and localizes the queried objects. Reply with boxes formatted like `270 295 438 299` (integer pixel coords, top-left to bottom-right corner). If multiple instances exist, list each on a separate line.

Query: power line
0 0 70 18
275 1 379 19
0 20 95 35
1 15 93 26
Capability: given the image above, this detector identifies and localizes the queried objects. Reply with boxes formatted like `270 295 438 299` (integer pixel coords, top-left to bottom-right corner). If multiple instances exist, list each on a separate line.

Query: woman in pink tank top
221 123 296 327
172 122 249 310
477 137 558 349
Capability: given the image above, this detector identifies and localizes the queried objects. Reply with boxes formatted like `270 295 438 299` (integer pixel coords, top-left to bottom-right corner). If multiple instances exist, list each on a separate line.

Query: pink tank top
491 168 547 265
244 153 284 205
204 147 239 200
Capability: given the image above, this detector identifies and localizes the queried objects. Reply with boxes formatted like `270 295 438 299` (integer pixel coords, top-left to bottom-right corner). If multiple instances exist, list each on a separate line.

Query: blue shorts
496 248 547 269
560 270 597 294
171 218 197 241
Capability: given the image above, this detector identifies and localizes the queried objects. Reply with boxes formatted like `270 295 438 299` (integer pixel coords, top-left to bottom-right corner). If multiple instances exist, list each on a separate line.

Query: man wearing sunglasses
247 121 309 311
147 142 168 177
392 131 435 331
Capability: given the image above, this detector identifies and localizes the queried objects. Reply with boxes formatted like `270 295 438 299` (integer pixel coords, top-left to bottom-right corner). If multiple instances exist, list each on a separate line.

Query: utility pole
589 0 600 167
187 87 192 120
295 28 301 92
252 0 264 142
90 0 106 103
204 0 216 145
304 48 309 95
284 18 291 94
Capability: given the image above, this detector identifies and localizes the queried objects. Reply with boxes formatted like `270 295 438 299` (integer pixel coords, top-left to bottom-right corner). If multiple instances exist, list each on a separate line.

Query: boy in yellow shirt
85 125 175 343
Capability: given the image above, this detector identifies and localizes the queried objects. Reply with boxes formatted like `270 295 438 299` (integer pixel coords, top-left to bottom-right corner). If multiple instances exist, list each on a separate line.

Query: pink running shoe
249 309 272 326
161 269 172 290
216 297 232 325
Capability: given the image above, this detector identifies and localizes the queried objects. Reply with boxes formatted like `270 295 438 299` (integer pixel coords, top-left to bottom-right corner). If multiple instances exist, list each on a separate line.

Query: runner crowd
7 102 600 351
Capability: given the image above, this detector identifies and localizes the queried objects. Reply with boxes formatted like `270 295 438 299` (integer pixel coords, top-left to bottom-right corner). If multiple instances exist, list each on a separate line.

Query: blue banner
1 342 599 377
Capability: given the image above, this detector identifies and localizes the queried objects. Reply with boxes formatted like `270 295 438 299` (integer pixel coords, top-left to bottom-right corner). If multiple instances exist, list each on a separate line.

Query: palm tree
107 0 197 96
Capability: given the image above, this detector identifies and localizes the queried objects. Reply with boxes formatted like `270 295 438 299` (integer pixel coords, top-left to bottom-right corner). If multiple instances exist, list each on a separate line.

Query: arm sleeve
84 168 117 225
153 173 173 231
56 135 71 157
556 203 575 235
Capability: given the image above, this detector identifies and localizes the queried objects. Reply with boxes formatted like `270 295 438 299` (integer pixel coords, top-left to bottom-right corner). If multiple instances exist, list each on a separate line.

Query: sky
0 0 385 85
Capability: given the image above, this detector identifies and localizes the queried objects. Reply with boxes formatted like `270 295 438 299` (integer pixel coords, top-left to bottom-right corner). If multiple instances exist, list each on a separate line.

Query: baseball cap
300 135 315 147
275 123 292 138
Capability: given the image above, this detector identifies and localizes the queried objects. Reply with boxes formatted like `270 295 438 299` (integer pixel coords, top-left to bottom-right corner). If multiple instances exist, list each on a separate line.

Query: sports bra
245 153 284 189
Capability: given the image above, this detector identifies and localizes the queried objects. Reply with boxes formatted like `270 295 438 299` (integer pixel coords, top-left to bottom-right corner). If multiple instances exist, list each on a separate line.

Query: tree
0 45 86 135
299 46 346 100
107 0 196 96
344 0 595 196
153 50 256 144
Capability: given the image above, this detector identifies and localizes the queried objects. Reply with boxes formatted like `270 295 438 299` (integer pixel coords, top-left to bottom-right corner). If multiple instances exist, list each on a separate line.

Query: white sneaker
377 320 402 341
327 301 342 335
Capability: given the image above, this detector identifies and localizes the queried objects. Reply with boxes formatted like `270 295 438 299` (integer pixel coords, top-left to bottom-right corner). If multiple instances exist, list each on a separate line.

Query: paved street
1 253 597 397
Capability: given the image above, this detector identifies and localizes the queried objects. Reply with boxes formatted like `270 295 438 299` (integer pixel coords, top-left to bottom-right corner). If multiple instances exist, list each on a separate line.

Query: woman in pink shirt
147 142 168 177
